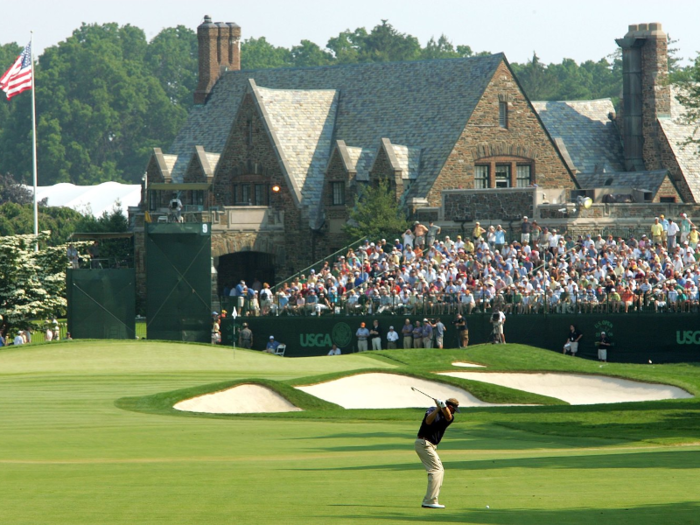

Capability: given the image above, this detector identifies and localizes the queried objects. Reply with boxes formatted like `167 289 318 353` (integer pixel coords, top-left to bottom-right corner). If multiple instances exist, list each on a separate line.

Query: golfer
415 397 460 509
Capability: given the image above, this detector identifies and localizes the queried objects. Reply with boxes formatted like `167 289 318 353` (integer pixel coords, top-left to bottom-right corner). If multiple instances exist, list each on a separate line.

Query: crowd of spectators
224 214 700 318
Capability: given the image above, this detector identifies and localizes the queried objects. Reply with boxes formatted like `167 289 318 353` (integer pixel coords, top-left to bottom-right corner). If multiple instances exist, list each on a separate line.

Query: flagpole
29 31 39 252
30 31 38 250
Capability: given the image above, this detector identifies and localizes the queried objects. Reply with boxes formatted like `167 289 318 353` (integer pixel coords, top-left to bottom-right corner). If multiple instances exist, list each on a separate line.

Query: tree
511 53 555 100
327 21 423 64
674 54 700 154
146 25 198 110
511 53 622 103
0 202 84 245
290 40 333 67
343 180 409 241
358 20 421 63
0 173 33 205
0 232 69 336
0 43 22 132
421 35 473 60
0 24 189 186
241 37 292 70
327 29 366 64
72 205 131 266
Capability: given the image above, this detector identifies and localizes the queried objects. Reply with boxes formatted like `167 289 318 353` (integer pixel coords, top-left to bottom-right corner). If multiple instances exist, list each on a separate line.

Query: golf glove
438 400 446 409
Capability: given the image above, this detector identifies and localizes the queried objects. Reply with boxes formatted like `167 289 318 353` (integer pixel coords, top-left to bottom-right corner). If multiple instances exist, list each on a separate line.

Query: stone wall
211 230 285 261
320 147 354 253
370 141 405 201
428 61 575 206
441 188 535 223
537 202 700 240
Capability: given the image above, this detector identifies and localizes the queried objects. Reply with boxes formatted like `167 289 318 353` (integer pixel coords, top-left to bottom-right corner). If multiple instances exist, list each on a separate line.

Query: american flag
0 42 33 100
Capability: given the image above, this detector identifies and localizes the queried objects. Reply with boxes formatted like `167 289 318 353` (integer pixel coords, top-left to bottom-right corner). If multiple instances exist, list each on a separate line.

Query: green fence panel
146 223 211 342
66 269 136 339
221 313 700 363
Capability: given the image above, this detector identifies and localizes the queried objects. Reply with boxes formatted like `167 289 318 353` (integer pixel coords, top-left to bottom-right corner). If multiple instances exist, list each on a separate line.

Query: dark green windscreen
146 223 211 342
66 269 136 339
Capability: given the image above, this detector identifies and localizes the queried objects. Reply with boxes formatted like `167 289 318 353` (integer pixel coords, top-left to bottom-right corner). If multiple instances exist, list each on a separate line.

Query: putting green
1 340 700 524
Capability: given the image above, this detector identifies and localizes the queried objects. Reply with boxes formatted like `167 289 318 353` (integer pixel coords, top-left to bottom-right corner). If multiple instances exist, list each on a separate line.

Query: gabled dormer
182 146 220 208
144 148 177 211
369 138 421 201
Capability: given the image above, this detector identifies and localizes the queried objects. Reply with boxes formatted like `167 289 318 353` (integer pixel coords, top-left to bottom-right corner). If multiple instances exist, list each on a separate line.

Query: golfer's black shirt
417 407 453 446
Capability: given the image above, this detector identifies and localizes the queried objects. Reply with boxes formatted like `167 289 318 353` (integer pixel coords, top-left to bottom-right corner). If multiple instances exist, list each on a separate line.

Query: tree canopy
0 24 189 187
673 53 700 155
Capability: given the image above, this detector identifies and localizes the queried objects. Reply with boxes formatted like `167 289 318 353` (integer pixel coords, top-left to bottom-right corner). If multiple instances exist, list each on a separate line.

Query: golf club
411 386 437 401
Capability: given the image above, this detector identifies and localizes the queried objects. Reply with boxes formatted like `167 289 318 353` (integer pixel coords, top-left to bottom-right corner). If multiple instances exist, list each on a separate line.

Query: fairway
1 341 700 524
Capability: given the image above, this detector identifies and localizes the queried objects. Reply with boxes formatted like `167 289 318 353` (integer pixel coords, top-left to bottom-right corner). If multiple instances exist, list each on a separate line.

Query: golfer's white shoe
421 503 445 509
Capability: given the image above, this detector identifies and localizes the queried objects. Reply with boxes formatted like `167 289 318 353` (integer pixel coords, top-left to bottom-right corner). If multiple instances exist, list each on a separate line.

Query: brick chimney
616 23 670 171
194 15 241 105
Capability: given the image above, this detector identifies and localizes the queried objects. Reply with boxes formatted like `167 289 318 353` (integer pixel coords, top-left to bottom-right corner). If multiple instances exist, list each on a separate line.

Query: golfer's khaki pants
415 438 444 505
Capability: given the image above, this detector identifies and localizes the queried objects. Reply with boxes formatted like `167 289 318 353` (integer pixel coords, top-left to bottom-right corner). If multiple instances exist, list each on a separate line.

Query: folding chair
274 344 286 357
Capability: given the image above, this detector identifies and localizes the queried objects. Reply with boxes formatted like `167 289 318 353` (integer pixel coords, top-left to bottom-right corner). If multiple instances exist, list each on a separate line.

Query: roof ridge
232 52 506 76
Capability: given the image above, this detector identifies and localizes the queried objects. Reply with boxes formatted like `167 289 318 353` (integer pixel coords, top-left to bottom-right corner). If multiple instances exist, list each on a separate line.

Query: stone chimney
194 15 241 105
616 23 670 171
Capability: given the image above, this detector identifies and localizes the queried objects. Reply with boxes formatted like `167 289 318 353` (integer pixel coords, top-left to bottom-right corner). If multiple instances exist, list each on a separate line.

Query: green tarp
66 269 135 339
146 223 211 342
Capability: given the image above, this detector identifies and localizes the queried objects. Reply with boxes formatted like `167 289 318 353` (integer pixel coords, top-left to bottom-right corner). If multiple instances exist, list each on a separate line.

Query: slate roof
658 86 700 201
162 154 178 177
168 55 505 212
532 99 625 174
576 170 669 194
185 147 219 181
391 144 421 180
205 152 220 174
253 84 338 208
344 146 374 179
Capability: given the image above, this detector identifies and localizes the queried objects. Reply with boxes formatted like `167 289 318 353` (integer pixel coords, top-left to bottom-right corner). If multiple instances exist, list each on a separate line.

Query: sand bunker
439 372 693 405
296 373 506 409
452 362 486 368
174 384 302 414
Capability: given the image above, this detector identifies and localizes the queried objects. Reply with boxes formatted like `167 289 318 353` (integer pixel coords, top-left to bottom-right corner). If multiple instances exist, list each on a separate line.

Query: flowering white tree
0 232 68 334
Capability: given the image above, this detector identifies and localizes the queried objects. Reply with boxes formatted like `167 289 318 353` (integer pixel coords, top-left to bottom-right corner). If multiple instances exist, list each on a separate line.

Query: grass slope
1 340 700 524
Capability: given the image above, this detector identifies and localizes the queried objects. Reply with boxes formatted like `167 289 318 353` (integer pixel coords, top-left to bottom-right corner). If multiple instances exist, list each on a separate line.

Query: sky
2 0 700 66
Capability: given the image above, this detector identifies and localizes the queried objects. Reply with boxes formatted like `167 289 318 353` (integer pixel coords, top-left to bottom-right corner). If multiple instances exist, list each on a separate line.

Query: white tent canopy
31 182 141 217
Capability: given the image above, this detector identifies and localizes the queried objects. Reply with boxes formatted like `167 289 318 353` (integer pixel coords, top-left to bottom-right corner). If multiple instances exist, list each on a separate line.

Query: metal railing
219 289 700 318
271 237 367 293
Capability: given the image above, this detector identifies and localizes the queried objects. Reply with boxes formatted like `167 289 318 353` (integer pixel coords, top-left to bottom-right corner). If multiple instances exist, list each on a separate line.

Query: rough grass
2 340 700 524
